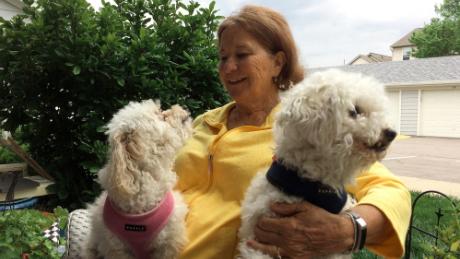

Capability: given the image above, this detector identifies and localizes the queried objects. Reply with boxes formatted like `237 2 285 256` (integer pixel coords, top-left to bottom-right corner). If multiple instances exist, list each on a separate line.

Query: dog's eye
349 109 357 119
349 105 362 119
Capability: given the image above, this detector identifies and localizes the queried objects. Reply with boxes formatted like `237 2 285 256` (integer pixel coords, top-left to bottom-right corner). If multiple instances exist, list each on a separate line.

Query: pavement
382 136 460 198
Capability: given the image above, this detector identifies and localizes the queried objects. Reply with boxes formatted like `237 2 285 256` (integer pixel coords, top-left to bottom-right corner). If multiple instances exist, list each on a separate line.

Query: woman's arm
248 163 411 258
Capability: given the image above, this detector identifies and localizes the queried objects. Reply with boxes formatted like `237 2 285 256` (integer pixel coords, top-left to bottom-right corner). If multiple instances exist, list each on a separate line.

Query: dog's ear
163 105 189 125
277 91 340 147
107 130 144 196
162 105 192 139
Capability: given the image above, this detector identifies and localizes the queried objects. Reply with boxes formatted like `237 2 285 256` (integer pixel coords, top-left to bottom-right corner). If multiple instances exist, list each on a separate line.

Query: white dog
85 100 192 259
238 69 397 259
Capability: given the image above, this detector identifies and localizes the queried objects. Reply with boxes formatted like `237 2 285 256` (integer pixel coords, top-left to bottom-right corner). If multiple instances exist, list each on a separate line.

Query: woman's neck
227 97 279 129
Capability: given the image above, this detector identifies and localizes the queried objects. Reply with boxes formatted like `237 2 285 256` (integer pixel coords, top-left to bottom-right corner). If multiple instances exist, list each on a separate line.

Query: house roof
348 52 392 65
310 55 460 86
390 28 421 48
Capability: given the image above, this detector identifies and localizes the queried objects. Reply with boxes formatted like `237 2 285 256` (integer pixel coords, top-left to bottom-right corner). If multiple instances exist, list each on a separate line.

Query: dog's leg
82 245 99 259
238 173 279 259
149 191 188 259
84 197 103 259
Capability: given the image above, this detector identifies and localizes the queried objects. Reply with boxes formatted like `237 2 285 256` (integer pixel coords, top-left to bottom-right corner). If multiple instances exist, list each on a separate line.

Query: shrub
0 128 29 163
424 206 460 258
0 207 68 258
406 192 460 258
0 0 228 208
0 146 18 164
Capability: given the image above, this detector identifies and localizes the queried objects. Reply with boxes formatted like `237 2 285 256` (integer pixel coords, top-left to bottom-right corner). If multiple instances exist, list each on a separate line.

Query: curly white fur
238 69 396 259
85 100 192 259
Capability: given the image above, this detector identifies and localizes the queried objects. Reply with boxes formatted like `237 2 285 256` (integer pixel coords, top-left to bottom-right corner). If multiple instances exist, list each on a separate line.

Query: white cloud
332 0 439 23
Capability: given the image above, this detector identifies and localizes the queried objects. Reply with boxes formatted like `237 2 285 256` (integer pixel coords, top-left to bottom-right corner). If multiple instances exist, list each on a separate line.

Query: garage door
385 90 400 132
420 89 460 138
400 90 419 136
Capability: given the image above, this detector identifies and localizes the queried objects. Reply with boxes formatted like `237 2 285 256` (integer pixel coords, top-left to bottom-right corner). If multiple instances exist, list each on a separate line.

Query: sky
87 0 444 68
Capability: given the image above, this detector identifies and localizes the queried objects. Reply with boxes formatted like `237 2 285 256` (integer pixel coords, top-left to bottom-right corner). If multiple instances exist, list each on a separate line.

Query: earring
277 80 293 90
273 76 286 90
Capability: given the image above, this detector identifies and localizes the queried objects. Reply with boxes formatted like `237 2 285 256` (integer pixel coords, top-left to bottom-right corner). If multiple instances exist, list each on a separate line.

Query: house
349 29 420 65
0 0 23 20
390 28 421 61
311 55 460 138
348 52 392 65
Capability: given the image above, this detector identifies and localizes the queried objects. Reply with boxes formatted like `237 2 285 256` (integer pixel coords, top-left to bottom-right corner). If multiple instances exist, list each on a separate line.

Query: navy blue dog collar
266 160 348 214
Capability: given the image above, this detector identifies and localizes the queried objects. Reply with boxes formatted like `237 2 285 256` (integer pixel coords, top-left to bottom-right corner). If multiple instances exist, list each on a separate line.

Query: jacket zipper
206 127 245 191
206 153 214 191
208 154 213 175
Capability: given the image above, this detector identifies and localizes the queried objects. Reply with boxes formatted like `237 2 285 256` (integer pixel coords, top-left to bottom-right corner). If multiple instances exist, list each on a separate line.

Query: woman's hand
248 202 393 258
247 201 354 258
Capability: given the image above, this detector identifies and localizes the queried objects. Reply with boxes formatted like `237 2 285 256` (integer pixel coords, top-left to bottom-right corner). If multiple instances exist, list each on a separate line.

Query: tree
411 0 460 58
0 0 228 208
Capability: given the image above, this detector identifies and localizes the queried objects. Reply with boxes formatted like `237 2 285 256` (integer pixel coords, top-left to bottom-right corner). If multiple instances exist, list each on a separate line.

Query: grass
353 191 459 258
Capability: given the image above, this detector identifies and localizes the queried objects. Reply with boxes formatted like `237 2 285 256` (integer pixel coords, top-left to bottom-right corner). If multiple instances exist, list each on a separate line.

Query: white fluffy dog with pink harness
85 100 192 259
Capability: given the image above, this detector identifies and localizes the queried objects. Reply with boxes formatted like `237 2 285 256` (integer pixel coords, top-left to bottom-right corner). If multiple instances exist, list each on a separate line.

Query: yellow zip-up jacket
175 102 410 259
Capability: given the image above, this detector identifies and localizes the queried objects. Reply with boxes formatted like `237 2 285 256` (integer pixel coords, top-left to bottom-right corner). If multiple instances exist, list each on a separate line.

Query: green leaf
116 78 125 86
451 240 460 251
96 125 108 133
209 1 216 11
72 66 81 75
54 49 64 57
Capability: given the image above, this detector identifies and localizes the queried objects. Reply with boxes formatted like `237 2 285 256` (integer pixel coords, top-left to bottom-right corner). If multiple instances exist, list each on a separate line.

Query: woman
174 5 410 258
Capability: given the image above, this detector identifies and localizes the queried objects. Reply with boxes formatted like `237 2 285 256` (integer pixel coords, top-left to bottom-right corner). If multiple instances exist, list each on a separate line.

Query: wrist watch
345 210 367 252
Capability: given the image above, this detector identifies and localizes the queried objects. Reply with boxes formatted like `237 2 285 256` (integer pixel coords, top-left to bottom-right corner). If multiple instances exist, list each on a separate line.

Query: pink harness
103 191 174 259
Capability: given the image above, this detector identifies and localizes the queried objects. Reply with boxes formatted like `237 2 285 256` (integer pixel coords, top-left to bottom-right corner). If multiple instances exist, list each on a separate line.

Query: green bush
0 207 68 258
0 0 228 208
423 206 460 258
0 128 29 163
0 143 22 164
406 192 460 259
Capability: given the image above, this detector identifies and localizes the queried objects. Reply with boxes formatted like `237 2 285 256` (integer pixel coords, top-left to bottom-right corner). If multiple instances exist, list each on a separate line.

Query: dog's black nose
384 129 397 142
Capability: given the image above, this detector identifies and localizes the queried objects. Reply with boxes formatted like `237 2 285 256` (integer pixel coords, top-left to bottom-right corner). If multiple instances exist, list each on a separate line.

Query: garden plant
0 207 68 258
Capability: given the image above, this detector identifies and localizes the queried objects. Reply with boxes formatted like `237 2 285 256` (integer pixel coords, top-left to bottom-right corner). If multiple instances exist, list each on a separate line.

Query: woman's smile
227 77 247 85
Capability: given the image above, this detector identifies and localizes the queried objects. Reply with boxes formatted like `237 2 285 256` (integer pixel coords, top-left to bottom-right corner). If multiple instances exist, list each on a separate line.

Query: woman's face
218 26 284 106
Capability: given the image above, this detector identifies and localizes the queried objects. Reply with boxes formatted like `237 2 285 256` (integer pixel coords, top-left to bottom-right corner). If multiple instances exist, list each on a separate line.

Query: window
403 47 412 60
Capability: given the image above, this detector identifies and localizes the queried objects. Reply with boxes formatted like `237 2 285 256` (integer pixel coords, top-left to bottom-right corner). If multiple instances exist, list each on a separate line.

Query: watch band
344 210 367 252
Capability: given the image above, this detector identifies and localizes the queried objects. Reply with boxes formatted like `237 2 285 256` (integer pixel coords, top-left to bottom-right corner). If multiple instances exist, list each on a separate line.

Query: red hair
218 5 304 88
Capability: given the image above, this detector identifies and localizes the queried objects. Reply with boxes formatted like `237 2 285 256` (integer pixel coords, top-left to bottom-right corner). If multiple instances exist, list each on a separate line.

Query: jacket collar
203 101 281 129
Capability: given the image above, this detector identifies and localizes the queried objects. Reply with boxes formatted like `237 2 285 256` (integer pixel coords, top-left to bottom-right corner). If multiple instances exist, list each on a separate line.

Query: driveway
382 137 460 184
